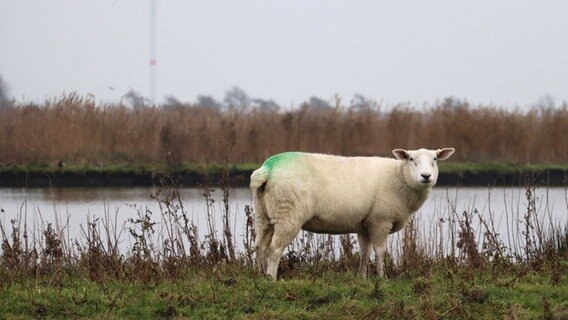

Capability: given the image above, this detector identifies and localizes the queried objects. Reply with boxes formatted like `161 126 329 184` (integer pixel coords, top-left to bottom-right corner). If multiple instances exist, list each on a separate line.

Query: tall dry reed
1 94 567 165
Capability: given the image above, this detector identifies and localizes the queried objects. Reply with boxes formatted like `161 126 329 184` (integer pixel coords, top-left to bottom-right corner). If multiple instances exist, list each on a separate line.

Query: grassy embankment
1 161 567 187
1 268 567 319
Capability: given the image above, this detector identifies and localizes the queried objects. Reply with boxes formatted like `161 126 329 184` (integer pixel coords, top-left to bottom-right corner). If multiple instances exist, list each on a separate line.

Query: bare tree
195 95 222 110
251 98 280 113
223 86 250 113
163 95 184 109
350 94 378 112
122 89 148 110
0 74 13 109
301 96 332 112
536 94 556 109
441 96 467 109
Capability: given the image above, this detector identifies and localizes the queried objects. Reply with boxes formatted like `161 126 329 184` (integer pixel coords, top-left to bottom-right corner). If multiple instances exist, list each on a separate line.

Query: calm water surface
1 187 566 254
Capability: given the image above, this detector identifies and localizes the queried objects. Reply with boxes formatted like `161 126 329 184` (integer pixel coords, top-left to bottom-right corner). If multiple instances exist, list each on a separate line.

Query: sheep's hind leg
357 231 372 277
266 220 301 280
255 219 274 274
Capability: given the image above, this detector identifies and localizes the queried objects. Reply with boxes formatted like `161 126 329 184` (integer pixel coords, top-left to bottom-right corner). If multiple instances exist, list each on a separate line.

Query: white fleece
251 148 455 279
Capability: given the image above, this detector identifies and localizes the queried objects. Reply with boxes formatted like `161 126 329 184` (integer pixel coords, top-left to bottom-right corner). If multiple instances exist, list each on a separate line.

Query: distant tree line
122 85 379 114
0 73 401 115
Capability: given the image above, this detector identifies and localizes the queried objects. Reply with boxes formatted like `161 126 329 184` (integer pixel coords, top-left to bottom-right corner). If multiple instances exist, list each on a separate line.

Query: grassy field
1 265 567 319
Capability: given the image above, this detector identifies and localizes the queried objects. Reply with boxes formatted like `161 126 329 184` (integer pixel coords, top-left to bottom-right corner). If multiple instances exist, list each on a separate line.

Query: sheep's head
392 148 455 190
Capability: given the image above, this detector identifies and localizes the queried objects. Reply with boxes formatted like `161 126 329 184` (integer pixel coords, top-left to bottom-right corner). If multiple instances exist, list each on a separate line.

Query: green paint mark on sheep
263 152 300 176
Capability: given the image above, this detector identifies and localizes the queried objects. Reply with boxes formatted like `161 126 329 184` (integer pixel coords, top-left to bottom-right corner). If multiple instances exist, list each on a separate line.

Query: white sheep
250 148 455 280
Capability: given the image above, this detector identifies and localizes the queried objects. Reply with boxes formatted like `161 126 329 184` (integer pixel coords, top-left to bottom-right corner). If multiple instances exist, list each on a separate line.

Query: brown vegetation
1 94 567 166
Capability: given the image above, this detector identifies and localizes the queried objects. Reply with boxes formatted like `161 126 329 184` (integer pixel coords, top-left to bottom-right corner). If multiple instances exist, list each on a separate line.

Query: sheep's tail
250 166 269 221
250 166 268 191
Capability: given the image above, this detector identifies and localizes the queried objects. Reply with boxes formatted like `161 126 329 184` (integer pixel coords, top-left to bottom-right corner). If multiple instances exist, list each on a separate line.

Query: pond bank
0 163 566 188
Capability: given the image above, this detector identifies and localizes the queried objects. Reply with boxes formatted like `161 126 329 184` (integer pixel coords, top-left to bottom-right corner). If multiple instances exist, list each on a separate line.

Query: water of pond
1 186 566 256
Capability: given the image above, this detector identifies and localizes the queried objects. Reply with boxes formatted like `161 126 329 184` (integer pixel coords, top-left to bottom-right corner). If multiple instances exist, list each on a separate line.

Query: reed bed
1 94 568 166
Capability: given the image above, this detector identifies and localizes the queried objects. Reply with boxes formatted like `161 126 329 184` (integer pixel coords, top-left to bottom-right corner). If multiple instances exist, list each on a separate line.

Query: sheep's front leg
357 231 371 277
369 222 392 277
266 220 301 280
372 238 388 277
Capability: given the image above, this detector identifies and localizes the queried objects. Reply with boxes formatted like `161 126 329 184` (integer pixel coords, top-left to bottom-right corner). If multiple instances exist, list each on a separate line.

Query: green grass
1 266 567 319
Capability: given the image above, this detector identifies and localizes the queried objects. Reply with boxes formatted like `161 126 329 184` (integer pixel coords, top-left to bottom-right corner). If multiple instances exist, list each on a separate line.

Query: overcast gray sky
1 1 567 107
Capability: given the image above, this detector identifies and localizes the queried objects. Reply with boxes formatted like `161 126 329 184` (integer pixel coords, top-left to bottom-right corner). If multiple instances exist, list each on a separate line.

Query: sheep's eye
433 157 437 161
409 157 414 162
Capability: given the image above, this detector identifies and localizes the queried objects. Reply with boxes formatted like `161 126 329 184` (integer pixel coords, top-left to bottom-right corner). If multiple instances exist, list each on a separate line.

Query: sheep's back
264 153 401 233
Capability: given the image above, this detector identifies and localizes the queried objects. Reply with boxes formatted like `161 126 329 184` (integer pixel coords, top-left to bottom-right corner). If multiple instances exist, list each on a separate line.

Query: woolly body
251 148 454 279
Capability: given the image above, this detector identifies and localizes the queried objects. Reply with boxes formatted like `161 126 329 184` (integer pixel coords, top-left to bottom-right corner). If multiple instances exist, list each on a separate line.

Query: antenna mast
149 0 157 104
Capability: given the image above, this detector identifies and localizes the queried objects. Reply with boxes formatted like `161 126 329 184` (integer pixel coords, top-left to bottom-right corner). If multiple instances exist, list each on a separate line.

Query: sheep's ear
392 149 409 160
436 148 455 160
